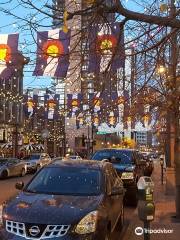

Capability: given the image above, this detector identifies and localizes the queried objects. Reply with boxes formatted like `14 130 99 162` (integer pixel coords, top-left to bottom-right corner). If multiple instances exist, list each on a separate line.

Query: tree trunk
174 103 180 218
169 0 180 218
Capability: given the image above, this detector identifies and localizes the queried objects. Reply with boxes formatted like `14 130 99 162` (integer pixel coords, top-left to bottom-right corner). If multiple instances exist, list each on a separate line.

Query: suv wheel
1 170 8 179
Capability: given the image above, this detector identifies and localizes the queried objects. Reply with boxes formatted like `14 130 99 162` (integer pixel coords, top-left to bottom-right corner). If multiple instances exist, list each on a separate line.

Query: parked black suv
1 160 124 240
91 148 146 206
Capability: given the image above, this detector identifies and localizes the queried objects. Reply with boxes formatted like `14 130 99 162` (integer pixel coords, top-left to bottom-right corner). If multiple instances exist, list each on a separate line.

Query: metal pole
63 85 66 157
161 164 164 185
144 221 150 240
91 123 94 155
13 124 18 158
44 119 48 153
15 125 18 158
53 120 57 157
63 131 66 157
87 124 90 158
104 134 107 148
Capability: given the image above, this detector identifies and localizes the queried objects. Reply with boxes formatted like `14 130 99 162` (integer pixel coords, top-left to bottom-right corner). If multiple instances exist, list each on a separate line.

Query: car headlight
0 203 7 225
121 172 134 180
75 211 98 234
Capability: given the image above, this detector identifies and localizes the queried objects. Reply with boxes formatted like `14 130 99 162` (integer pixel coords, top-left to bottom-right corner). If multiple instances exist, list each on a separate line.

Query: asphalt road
0 174 135 239
0 174 33 204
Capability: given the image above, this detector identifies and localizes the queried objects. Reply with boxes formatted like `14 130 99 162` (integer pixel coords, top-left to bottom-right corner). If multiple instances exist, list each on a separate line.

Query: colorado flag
33 29 71 78
0 33 19 79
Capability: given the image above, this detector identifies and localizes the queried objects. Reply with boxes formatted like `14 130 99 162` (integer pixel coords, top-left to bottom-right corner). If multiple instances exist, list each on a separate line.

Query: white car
24 153 52 172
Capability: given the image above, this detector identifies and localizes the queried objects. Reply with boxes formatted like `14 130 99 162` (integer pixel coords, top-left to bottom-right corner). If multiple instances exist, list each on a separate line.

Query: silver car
0 158 27 179
25 153 52 172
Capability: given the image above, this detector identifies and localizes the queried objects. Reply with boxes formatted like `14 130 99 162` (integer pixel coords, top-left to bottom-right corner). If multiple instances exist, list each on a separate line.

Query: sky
0 0 171 90
0 0 53 89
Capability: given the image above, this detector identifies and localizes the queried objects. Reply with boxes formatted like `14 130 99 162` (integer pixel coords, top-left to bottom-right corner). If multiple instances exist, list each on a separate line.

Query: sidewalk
122 161 180 240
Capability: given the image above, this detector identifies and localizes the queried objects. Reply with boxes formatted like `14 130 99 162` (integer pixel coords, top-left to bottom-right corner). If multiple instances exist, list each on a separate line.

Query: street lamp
157 65 166 74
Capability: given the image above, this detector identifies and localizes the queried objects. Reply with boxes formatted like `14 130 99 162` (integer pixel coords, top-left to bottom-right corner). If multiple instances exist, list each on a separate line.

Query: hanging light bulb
160 3 168 12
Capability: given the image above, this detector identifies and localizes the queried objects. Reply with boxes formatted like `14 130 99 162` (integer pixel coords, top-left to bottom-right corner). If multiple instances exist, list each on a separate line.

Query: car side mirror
15 182 24 190
111 187 124 196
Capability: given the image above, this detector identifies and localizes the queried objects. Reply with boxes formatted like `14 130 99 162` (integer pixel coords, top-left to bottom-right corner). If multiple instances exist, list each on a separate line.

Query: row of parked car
0 153 84 179
0 148 156 239
0 149 154 207
0 153 52 179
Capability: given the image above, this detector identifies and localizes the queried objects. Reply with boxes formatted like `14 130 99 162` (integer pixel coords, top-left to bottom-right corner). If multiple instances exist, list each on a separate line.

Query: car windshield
92 150 133 164
0 159 8 165
25 167 102 195
70 156 78 159
30 155 40 160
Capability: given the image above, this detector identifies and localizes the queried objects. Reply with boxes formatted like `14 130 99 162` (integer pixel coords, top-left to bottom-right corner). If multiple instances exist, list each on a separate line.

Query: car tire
1 170 8 179
21 168 26 177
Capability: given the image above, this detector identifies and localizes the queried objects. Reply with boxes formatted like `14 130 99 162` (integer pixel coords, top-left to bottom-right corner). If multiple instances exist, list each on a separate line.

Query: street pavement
0 174 33 205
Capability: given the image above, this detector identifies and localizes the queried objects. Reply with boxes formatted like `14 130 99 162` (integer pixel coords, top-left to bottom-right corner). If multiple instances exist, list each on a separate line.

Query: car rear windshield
91 150 133 164
25 167 102 196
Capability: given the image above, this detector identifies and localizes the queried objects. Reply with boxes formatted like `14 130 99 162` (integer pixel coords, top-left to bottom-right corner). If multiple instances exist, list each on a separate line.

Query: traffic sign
97 131 107 135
